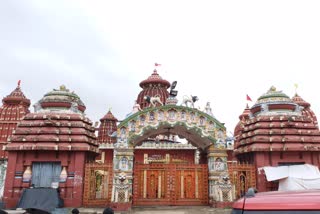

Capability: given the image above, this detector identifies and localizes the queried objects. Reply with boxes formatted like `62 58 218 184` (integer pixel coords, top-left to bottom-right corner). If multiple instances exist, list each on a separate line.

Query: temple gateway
0 69 319 211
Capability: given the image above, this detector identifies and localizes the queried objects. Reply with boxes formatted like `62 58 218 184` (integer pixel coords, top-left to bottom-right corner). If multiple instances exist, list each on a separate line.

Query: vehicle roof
233 190 320 210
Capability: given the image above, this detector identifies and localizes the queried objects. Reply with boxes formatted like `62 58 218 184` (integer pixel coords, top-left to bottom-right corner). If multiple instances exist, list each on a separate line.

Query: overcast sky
1 0 320 134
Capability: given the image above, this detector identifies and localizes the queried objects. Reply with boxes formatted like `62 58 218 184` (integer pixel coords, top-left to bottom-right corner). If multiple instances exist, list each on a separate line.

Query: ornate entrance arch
110 105 235 207
117 105 225 148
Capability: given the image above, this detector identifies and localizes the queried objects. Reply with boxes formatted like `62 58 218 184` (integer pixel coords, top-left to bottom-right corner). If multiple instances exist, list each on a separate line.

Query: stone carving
119 157 129 171
295 105 304 113
33 102 42 113
132 100 142 113
212 157 226 171
118 172 127 183
181 95 199 108
70 102 79 113
144 95 163 107
108 131 118 138
261 104 269 113
204 102 213 116
0 161 7 198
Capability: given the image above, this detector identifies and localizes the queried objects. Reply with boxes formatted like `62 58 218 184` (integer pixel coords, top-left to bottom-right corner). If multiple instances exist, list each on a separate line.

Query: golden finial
269 86 276 92
60 85 66 91
59 85 70 92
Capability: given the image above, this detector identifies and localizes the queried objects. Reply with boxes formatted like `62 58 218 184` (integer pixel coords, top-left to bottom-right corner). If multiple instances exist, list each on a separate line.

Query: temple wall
254 151 320 192
3 151 88 208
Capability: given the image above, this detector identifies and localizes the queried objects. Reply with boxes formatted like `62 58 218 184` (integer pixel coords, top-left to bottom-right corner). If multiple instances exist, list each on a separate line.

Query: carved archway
116 105 226 150
109 105 234 207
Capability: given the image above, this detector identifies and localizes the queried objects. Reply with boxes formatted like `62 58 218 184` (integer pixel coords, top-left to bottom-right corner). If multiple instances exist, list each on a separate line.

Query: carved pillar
207 145 234 206
111 145 134 211
0 160 7 199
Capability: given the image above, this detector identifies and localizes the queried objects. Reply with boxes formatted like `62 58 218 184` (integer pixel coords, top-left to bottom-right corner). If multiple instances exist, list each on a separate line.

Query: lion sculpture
181 95 199 108
144 95 163 107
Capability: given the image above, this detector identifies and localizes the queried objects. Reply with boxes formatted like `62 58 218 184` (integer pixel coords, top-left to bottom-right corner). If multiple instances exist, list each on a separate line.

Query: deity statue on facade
132 100 142 114
213 157 225 171
204 102 213 116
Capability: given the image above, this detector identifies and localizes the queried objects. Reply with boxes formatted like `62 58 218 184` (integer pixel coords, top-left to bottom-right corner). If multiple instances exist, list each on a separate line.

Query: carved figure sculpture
181 95 199 108
205 102 213 116
144 95 163 107
132 100 142 113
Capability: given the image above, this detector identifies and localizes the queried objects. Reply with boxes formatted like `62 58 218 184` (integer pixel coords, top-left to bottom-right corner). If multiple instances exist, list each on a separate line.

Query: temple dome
255 86 291 104
251 86 298 116
36 85 86 113
2 85 30 107
139 69 170 89
136 70 170 109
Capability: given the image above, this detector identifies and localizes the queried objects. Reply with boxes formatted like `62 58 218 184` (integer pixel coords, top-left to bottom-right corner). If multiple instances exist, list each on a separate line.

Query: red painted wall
3 151 90 208
96 149 113 164
253 151 320 192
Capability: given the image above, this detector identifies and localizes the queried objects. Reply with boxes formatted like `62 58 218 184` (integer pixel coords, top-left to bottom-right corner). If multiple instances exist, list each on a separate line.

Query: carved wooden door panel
148 171 157 198
83 163 113 207
133 164 170 205
176 169 196 199
146 169 166 199
133 163 208 206
175 165 208 205
228 163 256 199
185 173 195 199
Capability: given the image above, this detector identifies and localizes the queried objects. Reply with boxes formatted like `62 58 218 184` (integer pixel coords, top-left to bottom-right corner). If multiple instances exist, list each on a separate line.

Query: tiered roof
5 85 98 153
234 86 320 154
97 110 118 144
0 83 30 158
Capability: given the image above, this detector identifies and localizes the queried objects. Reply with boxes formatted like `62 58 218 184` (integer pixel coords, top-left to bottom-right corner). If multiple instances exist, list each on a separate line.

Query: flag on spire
294 83 298 92
155 63 161 67
246 94 252 102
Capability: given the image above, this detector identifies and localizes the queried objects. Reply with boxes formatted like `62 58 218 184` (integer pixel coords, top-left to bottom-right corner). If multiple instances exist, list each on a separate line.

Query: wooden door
133 163 208 206
83 163 113 207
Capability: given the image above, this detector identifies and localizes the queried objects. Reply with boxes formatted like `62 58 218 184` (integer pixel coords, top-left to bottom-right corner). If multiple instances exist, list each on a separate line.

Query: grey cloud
0 0 139 123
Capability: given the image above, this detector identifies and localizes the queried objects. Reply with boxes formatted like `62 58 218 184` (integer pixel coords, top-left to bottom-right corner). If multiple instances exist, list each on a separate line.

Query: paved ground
77 206 231 214
130 206 231 214
5 206 232 214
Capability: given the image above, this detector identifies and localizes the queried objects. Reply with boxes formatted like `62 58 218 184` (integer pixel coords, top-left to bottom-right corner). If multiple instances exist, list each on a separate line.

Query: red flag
246 94 252 102
18 80 21 86
155 63 161 66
